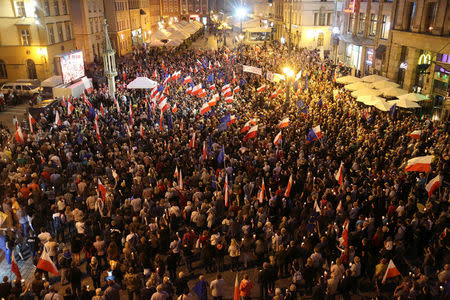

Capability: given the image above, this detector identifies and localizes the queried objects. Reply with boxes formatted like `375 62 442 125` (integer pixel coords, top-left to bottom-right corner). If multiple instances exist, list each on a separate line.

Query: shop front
132 29 143 46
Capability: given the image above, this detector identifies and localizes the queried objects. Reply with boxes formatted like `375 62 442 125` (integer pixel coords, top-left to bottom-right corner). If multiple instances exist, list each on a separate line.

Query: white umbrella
372 99 393 111
351 88 382 98
388 98 421 109
357 95 386 105
344 82 371 91
380 87 408 97
397 93 429 102
361 74 389 83
336 75 361 84
127 77 158 89
371 80 400 90
166 39 182 47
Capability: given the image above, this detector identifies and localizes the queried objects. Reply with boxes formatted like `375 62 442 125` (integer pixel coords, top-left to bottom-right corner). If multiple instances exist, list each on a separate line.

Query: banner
272 73 285 82
243 65 262 76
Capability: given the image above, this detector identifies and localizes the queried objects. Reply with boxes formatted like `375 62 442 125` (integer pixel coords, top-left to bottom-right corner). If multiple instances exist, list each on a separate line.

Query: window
62 0 67 14
57 24 64 42
319 13 326 26
348 13 355 33
21 29 30 46
0 60 8 79
381 15 390 39
369 13 377 36
318 32 324 46
66 24 71 40
424 2 437 31
358 13 365 34
54 0 59 15
314 13 318 26
48 25 55 44
90 21 94 33
407 2 416 31
44 1 50 16
327 13 332 26
15 1 26 17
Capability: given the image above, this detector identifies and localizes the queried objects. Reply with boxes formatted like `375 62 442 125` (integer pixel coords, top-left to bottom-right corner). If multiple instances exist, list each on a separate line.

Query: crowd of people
0 28 448 300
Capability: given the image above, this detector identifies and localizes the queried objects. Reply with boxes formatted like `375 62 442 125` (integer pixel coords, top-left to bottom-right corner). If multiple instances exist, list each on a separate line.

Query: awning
435 61 450 72
375 45 386 59
338 34 374 46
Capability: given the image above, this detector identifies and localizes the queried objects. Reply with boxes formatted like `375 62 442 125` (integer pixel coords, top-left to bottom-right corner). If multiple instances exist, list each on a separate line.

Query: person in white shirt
210 274 225 300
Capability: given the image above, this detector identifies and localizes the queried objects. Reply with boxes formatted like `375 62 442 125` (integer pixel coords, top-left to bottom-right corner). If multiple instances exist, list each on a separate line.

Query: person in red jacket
239 274 253 300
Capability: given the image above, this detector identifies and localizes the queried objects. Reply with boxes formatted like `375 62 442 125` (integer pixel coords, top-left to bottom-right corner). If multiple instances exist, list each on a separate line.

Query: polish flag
335 161 344 185
54 111 61 126
178 170 183 190
224 173 229 207
273 131 282 145
240 121 251 133
203 141 207 161
192 84 203 96
336 200 343 213
67 101 75 116
227 115 236 125
231 72 237 84
172 103 178 113
250 118 258 125
222 87 232 98
279 117 290 128
140 123 145 138
233 273 239 300
28 113 36 134
159 98 169 113
163 85 170 95
426 175 441 197
405 155 433 172
151 86 158 99
258 178 265 203
233 86 240 94
198 89 207 98
257 84 266 94
382 260 401 284
113 96 121 113
36 246 59 276
269 88 282 99
100 103 105 117
208 61 213 70
94 116 101 143
222 84 230 92
243 125 258 141
15 126 24 143
208 98 217 107
313 199 321 213
189 133 196 149
153 70 158 78
11 250 21 280
174 166 179 179
410 130 422 140
341 219 349 247
200 102 211 115
186 86 193 94
98 178 107 200
285 175 293 197
196 59 202 66
209 84 216 91
225 96 233 103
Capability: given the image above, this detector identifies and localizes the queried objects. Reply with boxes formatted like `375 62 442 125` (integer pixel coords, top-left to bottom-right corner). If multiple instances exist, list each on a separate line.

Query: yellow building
69 0 105 64
0 0 76 83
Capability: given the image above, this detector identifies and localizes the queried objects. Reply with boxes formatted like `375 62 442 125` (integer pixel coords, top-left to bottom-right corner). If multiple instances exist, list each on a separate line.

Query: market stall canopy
149 39 165 47
371 80 400 90
356 95 386 105
167 24 191 38
166 39 183 47
380 87 409 97
351 88 382 98
361 74 390 83
151 29 171 40
336 75 361 84
344 82 371 91
167 30 189 41
388 98 421 108
127 77 158 89
372 99 393 111
397 93 429 102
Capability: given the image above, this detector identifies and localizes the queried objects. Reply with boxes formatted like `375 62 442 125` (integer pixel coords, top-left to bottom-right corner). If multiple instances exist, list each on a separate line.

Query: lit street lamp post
283 67 295 107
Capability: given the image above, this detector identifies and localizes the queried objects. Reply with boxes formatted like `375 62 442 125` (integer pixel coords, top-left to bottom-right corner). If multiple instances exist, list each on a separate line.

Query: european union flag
207 135 213 151
158 84 165 92
168 114 173 130
207 73 214 83
217 145 225 164
220 114 231 124
318 98 323 107
218 71 224 79
218 122 227 132
390 103 397 117
297 100 305 109
77 134 83 145
239 78 246 87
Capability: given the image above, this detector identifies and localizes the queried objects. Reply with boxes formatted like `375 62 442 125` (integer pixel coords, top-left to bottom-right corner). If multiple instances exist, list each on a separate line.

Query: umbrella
127 77 158 89
344 82 371 91
372 99 393 111
397 93 429 102
361 74 389 83
371 80 400 90
336 75 362 84
388 98 421 109
356 95 386 105
380 87 408 97
351 88 382 98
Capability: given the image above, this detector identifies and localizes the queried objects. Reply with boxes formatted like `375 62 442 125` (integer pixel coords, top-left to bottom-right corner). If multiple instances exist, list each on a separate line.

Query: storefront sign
418 53 431 65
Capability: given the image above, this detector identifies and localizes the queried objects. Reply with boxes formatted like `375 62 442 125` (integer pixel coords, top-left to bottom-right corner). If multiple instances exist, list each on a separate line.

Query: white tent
361 74 390 83
397 93 429 102
388 98 421 108
166 39 183 47
344 82 371 91
351 88 382 98
356 95 386 105
168 24 191 38
149 39 165 47
151 29 171 40
336 75 361 84
167 30 188 41
127 77 158 89
371 80 400 90
380 87 409 97
372 99 393 111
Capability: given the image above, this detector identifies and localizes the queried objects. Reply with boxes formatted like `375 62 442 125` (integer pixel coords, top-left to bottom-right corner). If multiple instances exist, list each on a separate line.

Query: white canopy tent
356 95 386 105
127 77 158 89
380 87 409 97
351 88 382 98
372 99 393 111
397 93 429 102
336 75 361 84
166 39 183 47
371 80 400 90
388 98 421 108
361 74 390 83
151 29 171 40
344 82 372 91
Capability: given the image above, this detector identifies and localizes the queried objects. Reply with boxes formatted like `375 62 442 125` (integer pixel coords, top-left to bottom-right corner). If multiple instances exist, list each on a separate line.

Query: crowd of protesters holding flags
0 33 448 300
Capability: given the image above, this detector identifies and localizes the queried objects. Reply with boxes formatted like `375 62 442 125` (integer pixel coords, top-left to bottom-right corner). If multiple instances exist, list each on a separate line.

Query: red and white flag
234 273 239 300
341 219 349 247
192 84 202 96
198 89 207 98
335 162 344 185
243 125 258 141
28 113 36 134
172 103 178 113
98 178 106 200
225 96 233 103
224 173 229 207
405 155 433 172
222 84 230 92
200 102 211 115
208 98 217 107
153 70 158 78
113 96 121 113
279 117 290 128
203 141 207 161
159 98 169 113
273 131 282 145
233 86 240 94
189 133 196 149
382 260 401 284
209 84 216 91
231 71 237 84
151 86 158 99
240 121 251 133
426 175 441 197
36 246 59 276
257 84 266 94
182 76 192 85
222 87 232 98
178 170 183 190
94 116 101 143
174 166 179 178
54 111 61 126
11 250 21 280
228 115 236 125
14 126 24 143
67 101 75 116
140 123 145 138
410 130 422 139
313 199 321 213
336 200 343 213
285 175 293 197
258 178 265 204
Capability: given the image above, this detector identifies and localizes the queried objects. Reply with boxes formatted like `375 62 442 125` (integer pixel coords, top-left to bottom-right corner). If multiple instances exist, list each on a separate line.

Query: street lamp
283 66 295 107
236 7 247 32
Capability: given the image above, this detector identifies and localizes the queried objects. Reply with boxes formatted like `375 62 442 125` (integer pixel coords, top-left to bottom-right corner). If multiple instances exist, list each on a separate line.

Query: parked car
0 82 42 99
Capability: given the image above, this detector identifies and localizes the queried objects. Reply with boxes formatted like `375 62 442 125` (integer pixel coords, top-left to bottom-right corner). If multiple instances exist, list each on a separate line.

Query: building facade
0 0 76 83
69 0 105 64
149 0 161 31
180 0 208 22
160 0 181 19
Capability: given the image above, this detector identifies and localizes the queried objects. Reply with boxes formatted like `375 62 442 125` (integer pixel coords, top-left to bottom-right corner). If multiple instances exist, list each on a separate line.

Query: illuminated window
369 13 377 36
0 60 7 79
48 26 55 44
319 13 326 26
15 1 26 17
358 13 365 34
57 24 64 42
348 13 355 33
21 29 31 46
381 15 390 39
54 0 60 16
44 1 50 16
317 32 324 46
